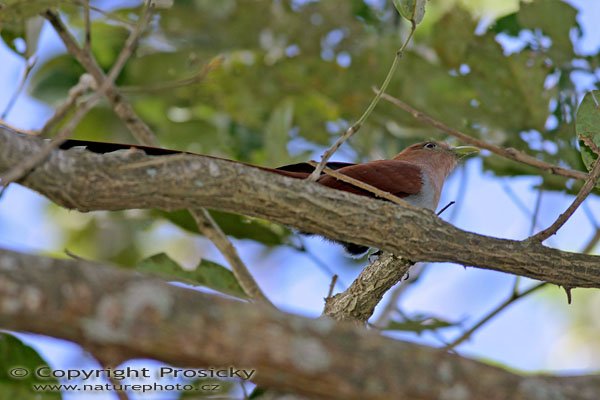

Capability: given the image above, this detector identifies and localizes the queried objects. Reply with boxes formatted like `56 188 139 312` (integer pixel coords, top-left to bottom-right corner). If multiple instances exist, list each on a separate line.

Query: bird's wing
274 161 356 178
59 139 182 155
317 160 423 198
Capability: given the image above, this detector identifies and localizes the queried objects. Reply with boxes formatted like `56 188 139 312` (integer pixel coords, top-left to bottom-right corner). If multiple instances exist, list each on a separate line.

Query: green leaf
29 54 85 104
576 90 600 175
0 333 60 399
491 12 521 36
383 314 459 335
392 0 426 25
89 21 130 70
137 253 247 298
159 210 290 247
0 1 59 56
517 0 579 64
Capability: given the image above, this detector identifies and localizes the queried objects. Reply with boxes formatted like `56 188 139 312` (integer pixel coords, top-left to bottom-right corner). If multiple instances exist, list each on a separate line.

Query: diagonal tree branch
380 92 589 181
531 158 600 242
2 127 600 290
43 6 269 308
2 248 600 400
190 208 273 307
323 253 412 323
43 9 159 146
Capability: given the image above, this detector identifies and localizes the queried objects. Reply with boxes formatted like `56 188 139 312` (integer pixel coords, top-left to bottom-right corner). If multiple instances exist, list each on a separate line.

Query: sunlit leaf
576 90 600 176
392 0 426 25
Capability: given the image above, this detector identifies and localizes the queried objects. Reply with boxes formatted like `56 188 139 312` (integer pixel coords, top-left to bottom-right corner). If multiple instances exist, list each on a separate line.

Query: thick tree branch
2 127 600 290
1 248 600 400
323 253 412 323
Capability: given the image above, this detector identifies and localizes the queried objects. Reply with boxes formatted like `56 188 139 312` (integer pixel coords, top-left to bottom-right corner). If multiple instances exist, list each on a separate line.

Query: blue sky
1 1 600 399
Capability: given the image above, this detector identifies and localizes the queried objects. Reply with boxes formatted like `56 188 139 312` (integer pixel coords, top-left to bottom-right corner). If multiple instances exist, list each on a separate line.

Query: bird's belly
403 174 437 210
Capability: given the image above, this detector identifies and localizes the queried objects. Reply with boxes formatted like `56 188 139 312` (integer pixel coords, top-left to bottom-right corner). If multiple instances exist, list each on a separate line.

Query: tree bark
1 248 599 400
1 126 599 290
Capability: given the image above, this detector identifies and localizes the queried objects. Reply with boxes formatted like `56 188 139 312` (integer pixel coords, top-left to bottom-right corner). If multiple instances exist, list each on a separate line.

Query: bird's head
393 141 479 180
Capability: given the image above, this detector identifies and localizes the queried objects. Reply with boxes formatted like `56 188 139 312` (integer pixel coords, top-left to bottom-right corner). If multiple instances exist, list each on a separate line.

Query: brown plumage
58 139 477 255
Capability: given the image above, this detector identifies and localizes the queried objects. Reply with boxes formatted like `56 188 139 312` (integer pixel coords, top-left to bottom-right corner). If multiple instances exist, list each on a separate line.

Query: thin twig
122 55 224 94
308 22 417 181
1 56 37 119
289 237 347 288
105 2 153 84
436 201 455 216
443 282 547 351
83 0 91 52
371 266 417 328
531 138 600 242
582 229 600 254
448 163 468 222
326 275 338 300
39 74 95 136
0 93 101 189
306 161 417 209
43 10 158 146
190 208 274 307
380 92 589 181
529 186 543 236
582 202 599 229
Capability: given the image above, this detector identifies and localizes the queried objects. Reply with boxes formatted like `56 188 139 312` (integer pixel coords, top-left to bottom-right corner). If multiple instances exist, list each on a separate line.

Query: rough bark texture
323 253 412 322
2 249 600 400
2 127 599 289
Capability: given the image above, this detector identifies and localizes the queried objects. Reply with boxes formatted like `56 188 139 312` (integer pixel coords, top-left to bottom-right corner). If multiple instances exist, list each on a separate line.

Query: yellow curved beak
452 145 479 158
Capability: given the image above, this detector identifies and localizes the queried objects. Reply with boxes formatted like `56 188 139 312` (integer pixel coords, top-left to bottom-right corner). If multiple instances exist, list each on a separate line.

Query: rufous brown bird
271 141 478 253
58 139 477 254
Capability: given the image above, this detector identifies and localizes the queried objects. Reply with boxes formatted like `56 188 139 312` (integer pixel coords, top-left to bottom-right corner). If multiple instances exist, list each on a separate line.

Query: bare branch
444 282 548 351
307 161 416 209
2 248 600 400
380 92 589 181
323 253 413 323
121 55 224 94
1 56 37 119
40 73 96 136
0 93 101 188
531 139 600 242
308 24 417 181
3 129 600 290
190 208 273 307
43 10 159 146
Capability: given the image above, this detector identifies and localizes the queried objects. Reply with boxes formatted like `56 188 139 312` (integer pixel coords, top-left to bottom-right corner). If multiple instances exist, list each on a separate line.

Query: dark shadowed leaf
517 0 579 64
137 253 247 298
383 314 460 335
0 333 60 399
159 210 290 246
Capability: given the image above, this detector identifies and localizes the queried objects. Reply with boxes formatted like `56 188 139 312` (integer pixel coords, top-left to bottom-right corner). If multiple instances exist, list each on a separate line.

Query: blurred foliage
0 333 60 399
159 210 291 247
1 0 599 387
2 0 596 269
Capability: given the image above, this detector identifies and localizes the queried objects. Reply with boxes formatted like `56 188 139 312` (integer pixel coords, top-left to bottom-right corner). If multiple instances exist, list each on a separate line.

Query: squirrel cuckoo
58 139 477 254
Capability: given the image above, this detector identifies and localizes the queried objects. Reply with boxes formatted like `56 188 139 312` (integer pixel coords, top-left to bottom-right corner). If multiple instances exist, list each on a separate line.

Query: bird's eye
424 142 437 149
